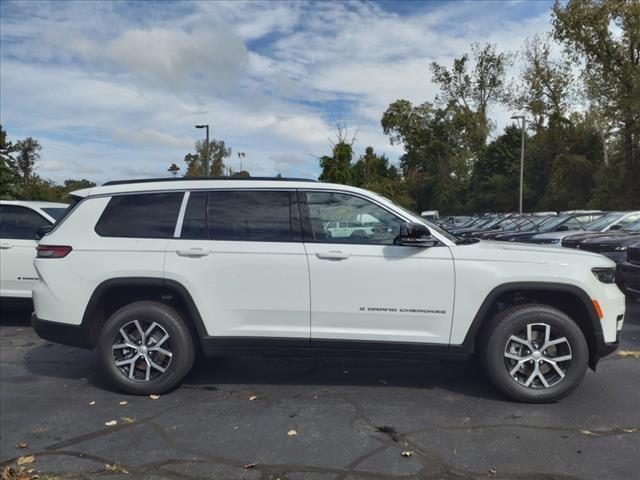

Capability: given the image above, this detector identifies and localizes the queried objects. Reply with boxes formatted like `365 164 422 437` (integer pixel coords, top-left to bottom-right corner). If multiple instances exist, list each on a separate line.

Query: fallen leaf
89 401 96 406
105 420 117 427
248 395 258 401
287 429 298 436
121 417 135 424
489 467 497 475
623 428 638 433
105 463 129 474
401 450 413 457
617 350 640 359
16 455 35 465
119 401 128 406
580 429 596 436
15 442 27 449
149 394 160 400
243 463 256 470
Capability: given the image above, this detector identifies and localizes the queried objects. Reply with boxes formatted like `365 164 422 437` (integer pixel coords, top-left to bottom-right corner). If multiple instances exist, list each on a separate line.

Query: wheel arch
457 282 604 370
81 277 207 350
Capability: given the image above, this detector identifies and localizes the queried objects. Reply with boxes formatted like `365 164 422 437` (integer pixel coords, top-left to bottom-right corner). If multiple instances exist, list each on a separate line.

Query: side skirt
200 337 470 361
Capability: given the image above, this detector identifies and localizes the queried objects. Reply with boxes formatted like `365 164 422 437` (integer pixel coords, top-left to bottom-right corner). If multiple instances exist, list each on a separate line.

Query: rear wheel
97 301 195 395
481 304 588 403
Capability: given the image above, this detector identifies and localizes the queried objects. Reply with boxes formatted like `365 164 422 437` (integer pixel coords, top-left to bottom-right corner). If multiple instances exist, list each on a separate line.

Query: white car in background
530 211 640 246
0 200 68 300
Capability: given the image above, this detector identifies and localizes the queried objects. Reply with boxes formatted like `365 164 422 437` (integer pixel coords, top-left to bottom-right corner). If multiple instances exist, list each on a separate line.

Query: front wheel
481 304 588 403
97 301 195 395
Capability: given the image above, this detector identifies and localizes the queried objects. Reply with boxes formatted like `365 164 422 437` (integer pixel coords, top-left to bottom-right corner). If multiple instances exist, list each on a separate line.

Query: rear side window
181 190 294 242
0 205 49 240
95 193 183 238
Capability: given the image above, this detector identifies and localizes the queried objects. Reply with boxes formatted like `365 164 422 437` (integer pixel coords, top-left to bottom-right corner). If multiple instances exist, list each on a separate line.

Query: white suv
0 200 68 300
31 178 625 402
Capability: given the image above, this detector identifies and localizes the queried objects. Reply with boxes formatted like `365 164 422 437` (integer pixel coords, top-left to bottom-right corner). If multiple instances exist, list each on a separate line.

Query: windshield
538 214 570 232
626 220 640 232
585 212 623 231
42 207 69 221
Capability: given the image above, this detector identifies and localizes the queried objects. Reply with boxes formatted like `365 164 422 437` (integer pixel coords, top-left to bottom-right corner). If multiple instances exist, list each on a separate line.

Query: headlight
612 246 627 251
592 267 617 284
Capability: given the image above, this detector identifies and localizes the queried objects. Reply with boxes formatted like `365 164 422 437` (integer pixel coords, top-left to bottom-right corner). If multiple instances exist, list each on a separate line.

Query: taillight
36 245 72 258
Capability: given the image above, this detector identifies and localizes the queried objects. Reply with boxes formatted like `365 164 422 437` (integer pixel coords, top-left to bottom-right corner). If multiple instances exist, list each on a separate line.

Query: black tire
97 301 195 395
480 304 588 403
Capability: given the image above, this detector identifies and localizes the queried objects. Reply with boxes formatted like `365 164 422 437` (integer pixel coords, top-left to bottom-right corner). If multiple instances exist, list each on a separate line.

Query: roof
0 200 69 208
70 178 367 198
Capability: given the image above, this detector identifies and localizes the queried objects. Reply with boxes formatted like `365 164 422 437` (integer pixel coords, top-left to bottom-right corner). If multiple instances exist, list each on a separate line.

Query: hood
453 239 614 268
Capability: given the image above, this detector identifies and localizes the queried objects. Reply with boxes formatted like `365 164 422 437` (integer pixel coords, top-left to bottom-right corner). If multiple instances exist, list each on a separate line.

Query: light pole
511 115 526 214
195 124 209 176
238 151 245 172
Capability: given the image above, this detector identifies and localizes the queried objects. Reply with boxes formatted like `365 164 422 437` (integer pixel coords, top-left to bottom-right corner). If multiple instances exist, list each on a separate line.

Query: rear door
164 189 310 340
0 205 51 297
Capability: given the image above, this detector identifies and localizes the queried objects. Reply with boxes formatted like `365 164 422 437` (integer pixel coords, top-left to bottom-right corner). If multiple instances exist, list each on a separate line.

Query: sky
0 0 555 184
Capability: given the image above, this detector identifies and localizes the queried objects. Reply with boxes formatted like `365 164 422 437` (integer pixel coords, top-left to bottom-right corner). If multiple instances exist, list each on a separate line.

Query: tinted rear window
42 207 68 221
181 190 293 242
95 193 183 238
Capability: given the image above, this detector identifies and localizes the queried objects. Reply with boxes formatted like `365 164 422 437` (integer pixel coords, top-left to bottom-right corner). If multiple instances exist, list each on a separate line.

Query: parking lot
1 302 638 480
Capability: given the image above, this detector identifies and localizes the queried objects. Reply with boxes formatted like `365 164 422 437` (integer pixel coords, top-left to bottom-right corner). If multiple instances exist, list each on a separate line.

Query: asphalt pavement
1 301 638 480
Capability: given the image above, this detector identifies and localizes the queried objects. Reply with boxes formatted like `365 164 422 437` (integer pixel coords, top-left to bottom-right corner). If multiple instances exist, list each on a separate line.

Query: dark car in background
562 219 640 249
494 212 602 243
577 228 640 264
480 215 555 240
620 242 640 301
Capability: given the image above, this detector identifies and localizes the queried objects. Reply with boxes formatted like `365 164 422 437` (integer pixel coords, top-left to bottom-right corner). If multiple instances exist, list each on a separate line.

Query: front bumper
31 313 93 349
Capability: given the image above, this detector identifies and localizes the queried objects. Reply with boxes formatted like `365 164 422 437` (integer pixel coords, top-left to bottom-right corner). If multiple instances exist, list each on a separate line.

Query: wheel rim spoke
112 319 172 383
504 322 572 390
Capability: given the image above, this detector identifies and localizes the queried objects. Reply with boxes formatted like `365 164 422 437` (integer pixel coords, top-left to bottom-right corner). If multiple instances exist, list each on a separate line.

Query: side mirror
35 225 52 240
609 224 622 231
394 222 437 247
555 225 569 232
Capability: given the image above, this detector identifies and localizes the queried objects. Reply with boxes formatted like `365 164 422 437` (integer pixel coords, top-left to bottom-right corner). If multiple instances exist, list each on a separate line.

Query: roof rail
102 176 319 186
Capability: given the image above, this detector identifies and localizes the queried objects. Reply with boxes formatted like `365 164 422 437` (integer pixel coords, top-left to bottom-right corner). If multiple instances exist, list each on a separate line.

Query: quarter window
0 205 49 240
302 191 403 245
95 193 183 238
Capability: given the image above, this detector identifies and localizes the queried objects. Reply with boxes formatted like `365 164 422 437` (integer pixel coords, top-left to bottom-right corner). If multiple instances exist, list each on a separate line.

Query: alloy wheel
112 320 173 382
503 323 572 389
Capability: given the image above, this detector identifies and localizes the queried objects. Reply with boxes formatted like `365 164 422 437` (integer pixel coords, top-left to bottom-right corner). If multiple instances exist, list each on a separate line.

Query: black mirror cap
395 222 436 247
35 225 53 240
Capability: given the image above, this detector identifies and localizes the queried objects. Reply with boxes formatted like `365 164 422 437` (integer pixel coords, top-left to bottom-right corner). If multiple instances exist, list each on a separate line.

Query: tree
319 122 356 184
15 137 41 180
514 34 576 129
553 0 640 207
542 153 596 210
168 163 180 177
0 125 21 198
183 138 231 177
430 43 512 150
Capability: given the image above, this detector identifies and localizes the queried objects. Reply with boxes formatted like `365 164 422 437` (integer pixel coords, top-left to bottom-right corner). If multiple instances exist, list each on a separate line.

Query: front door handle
316 250 350 261
176 248 210 258
0 243 11 250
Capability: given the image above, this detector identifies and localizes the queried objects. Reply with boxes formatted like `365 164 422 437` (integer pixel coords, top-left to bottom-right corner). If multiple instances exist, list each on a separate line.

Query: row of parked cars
438 210 640 301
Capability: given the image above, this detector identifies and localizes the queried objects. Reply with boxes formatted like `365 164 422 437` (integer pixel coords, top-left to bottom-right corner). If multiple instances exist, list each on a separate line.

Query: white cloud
0 0 555 184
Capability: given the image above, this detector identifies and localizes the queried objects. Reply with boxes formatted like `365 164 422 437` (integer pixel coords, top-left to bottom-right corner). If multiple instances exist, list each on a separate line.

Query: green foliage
319 141 353 184
184 138 231 177
542 154 596 210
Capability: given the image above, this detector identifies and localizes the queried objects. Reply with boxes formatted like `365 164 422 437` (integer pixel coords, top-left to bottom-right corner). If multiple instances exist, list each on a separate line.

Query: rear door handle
0 243 11 250
176 248 210 258
316 250 350 260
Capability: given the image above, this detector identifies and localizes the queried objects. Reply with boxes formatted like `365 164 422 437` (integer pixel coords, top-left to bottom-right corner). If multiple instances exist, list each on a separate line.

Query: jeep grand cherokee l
31 178 625 403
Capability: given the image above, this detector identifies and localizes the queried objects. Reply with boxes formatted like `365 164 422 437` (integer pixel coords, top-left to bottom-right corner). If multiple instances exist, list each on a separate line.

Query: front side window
0 205 49 240
302 191 403 245
95 192 183 238
181 190 294 242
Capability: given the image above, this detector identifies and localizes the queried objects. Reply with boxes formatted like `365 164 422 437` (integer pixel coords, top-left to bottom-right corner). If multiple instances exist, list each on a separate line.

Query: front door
300 191 455 346
164 189 310 339
0 205 50 298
